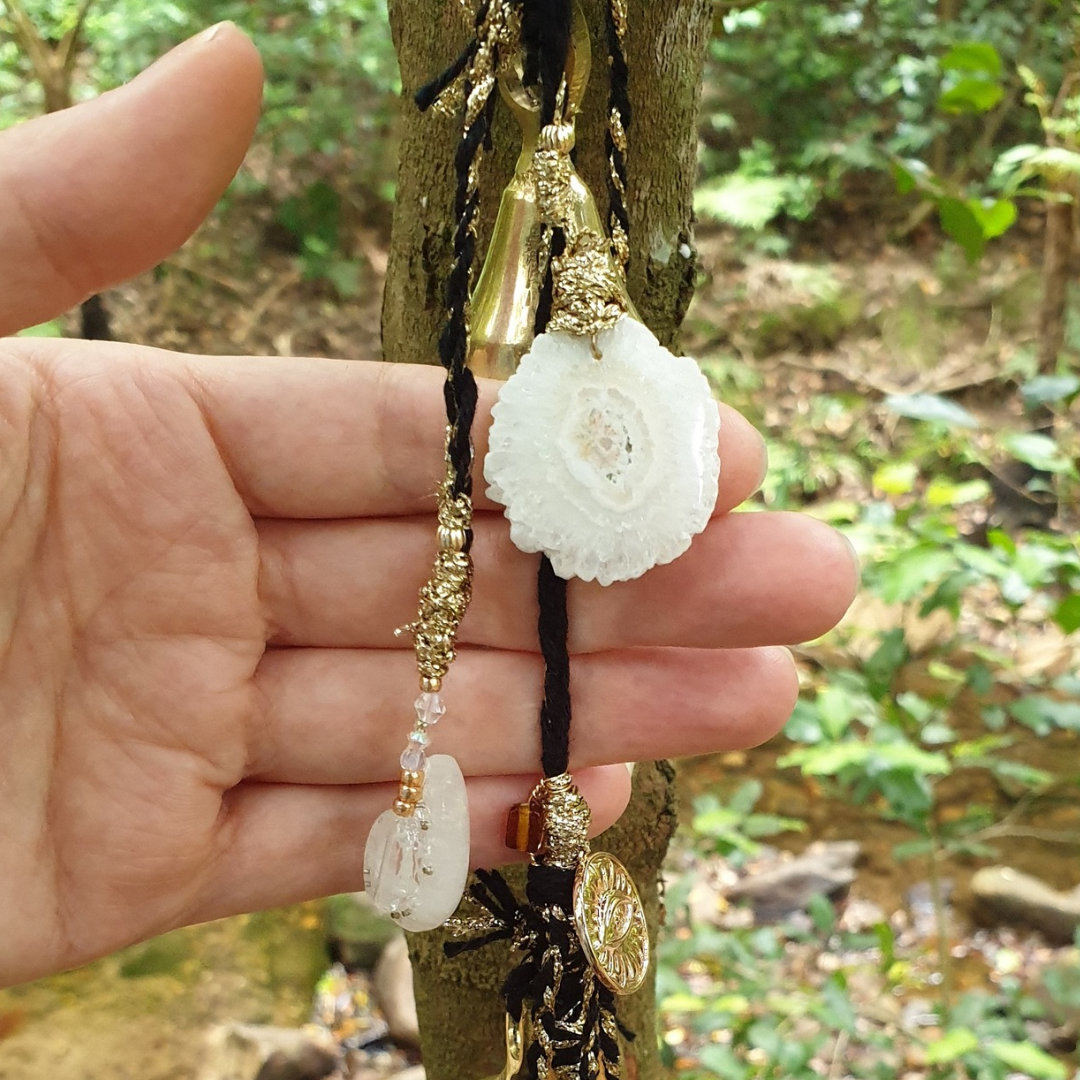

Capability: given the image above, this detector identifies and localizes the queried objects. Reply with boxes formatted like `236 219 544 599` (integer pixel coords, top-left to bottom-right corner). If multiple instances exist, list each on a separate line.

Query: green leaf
891 158 934 196
1054 593 1080 634
695 174 791 230
940 76 1005 115
16 319 63 338
883 393 978 428
779 742 870 776
699 1043 747 1080
987 758 1054 789
989 1040 1068 1080
865 628 909 694
1009 696 1080 734
1002 146 1080 185
1003 432 1074 474
968 197 1017 240
938 196 986 261
926 477 991 507
785 698 825 744
940 42 1003 78
878 543 957 603
1021 374 1080 406
817 684 860 739
873 461 919 495
926 1027 979 1064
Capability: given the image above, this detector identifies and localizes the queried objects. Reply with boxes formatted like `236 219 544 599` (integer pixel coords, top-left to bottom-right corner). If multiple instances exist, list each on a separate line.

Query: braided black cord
605 2 632 262
413 1 498 504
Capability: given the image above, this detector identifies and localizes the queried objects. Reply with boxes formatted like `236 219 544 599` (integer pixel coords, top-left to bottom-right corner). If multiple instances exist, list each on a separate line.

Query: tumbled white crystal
484 316 721 585
363 754 470 932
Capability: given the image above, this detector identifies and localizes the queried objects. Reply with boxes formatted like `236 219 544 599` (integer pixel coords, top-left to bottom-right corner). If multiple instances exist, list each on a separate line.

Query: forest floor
3 206 1078 1079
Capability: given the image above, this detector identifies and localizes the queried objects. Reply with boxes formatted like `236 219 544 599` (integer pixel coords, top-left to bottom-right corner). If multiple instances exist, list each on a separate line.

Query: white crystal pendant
484 316 721 585
363 754 470 932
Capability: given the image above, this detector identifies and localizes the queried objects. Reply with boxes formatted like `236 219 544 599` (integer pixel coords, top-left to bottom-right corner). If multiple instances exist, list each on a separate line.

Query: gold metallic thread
397 429 474 685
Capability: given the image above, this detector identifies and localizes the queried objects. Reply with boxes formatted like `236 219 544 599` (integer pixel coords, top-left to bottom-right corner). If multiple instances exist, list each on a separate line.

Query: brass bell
468 4 636 381
476 1012 527 1080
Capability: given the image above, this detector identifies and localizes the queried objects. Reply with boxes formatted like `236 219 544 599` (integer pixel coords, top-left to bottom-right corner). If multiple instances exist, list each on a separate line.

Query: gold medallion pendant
572 851 650 995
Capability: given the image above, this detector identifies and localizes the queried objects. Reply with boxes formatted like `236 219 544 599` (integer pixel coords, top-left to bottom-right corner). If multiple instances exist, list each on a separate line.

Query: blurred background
0 2 1078 1078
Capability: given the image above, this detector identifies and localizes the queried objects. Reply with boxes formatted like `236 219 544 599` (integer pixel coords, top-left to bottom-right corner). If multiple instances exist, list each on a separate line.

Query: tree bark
1037 194 1076 373
381 4 712 1080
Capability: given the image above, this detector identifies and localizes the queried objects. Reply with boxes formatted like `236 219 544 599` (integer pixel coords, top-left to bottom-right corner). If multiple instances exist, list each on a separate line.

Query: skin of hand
0 24 859 989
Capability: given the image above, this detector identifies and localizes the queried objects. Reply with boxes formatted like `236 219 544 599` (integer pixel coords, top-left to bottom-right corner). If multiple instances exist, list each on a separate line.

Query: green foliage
700 0 1071 222
691 781 804 867
1 0 399 288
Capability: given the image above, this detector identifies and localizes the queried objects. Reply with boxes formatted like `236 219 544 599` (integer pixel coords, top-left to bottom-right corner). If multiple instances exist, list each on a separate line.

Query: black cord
414 2 498 507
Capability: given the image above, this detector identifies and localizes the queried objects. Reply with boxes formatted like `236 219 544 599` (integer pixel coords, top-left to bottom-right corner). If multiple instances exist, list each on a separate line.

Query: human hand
0 24 858 988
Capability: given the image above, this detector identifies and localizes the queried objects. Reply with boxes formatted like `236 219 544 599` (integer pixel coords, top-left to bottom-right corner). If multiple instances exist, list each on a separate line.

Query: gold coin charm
572 851 649 994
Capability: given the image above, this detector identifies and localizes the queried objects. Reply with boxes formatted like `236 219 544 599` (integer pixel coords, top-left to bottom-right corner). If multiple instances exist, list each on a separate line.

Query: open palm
0 25 858 988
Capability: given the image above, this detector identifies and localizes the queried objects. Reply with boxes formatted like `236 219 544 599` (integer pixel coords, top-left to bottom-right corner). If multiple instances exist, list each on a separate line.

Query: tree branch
0 0 55 92
59 0 97 75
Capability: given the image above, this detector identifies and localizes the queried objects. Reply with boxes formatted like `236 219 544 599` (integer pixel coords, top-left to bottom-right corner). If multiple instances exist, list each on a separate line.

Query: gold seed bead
438 525 468 552
400 770 424 788
393 799 415 818
539 122 575 154
420 675 442 694
399 783 423 802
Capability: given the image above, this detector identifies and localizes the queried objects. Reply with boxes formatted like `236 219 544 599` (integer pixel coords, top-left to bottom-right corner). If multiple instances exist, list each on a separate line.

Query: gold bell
468 3 636 381
477 1012 527 1080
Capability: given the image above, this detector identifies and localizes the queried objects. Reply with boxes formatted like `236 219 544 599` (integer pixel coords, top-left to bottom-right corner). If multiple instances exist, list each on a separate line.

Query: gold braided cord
607 0 630 272
608 107 630 269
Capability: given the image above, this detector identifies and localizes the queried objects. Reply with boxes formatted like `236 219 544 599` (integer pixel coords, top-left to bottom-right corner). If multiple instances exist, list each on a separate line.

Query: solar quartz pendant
484 315 721 586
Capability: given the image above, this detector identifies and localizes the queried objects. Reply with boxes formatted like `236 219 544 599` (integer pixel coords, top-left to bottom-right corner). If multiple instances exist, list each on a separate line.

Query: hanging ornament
398 3 720 1080
362 0 522 930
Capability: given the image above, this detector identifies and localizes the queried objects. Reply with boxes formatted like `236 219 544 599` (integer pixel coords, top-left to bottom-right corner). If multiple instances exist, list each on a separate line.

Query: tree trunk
1037 192 1077 373
381 4 712 1080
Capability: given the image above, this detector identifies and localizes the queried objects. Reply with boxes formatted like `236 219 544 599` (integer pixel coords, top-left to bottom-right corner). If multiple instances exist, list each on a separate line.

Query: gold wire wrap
397 430 475 687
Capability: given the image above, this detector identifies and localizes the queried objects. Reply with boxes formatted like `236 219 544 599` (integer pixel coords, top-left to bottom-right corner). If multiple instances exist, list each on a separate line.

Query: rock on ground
373 936 420 1050
200 1023 339 1080
971 866 1080 945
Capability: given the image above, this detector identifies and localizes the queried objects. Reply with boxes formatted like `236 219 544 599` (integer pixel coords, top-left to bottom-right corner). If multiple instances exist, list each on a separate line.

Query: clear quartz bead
407 730 430 750
400 743 427 772
415 692 447 726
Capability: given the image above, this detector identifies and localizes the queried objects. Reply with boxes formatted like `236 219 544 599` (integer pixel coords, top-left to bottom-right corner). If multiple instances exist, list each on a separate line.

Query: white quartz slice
363 754 470 932
485 316 721 585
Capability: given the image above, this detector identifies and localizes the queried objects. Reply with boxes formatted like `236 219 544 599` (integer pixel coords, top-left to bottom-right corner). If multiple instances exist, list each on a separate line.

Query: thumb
0 22 263 337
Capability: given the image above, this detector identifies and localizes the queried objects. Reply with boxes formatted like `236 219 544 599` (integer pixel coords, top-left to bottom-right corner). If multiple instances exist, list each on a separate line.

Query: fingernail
753 438 769 493
146 22 233 72
841 531 862 587
200 21 233 43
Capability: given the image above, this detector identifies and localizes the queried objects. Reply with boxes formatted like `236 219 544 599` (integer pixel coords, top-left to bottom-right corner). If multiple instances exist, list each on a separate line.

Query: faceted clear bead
400 743 427 772
407 729 430 750
415 692 447 726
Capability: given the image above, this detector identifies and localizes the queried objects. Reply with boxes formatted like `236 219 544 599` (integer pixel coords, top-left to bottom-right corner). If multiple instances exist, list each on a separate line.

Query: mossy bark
381 4 711 1080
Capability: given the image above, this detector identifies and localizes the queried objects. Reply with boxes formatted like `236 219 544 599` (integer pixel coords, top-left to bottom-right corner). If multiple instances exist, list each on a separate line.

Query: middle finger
257 509 858 652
